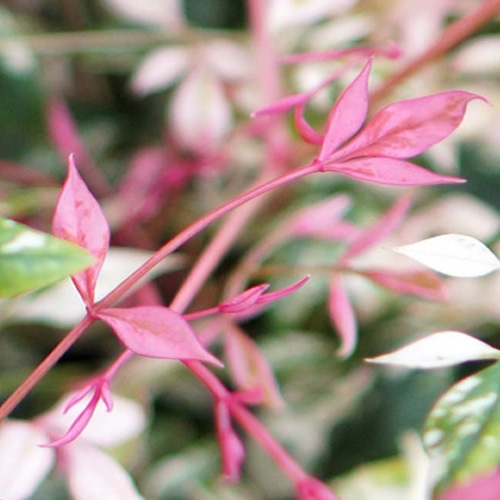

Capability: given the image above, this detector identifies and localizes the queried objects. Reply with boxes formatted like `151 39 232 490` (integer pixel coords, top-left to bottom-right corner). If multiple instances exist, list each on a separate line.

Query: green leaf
423 361 500 494
0 217 94 297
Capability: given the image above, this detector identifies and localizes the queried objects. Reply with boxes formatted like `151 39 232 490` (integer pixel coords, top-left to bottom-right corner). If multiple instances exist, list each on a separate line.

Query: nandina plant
0 1 500 499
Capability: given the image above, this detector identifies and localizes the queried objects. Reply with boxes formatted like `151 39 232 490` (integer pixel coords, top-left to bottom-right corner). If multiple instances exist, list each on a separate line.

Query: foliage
1 1 500 499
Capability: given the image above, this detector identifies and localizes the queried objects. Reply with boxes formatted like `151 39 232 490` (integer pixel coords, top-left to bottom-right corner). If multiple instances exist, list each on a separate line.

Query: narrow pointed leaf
219 284 269 313
423 361 500 494
393 234 500 277
366 331 500 369
329 275 357 358
331 91 484 160
318 59 372 161
98 306 221 365
0 217 94 297
362 268 447 301
342 195 411 261
323 157 465 186
53 156 110 304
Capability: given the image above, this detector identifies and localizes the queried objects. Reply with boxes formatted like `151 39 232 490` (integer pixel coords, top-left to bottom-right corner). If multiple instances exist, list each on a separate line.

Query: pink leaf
98 306 221 365
257 275 310 305
219 284 269 313
52 156 110 305
328 275 357 358
439 466 500 500
47 98 89 167
362 268 447 301
342 195 411 262
42 390 101 448
331 91 484 161
318 59 372 161
289 194 352 240
225 325 284 410
323 157 465 186
252 92 310 117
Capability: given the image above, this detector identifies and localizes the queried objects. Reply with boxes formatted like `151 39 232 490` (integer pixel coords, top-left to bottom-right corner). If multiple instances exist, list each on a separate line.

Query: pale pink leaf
329 275 357 358
52 156 110 305
366 331 500 369
225 325 284 410
323 157 465 186
342 195 411 262
65 442 144 500
362 268 447 301
331 91 484 160
318 59 372 161
98 306 221 365
289 194 351 240
0 421 54 499
393 234 500 277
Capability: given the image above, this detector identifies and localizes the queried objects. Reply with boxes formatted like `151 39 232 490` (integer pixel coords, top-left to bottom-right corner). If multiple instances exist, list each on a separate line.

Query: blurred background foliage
0 1 500 499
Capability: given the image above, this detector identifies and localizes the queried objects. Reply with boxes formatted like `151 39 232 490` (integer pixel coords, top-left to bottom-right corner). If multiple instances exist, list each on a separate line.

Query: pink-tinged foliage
318 58 372 161
52 156 110 305
439 467 500 500
362 268 447 301
46 98 91 170
322 157 465 186
215 401 245 483
97 306 221 365
296 476 339 500
328 274 357 358
219 284 270 313
289 194 352 240
225 325 284 410
342 195 411 262
330 91 485 161
294 103 325 145
42 379 112 448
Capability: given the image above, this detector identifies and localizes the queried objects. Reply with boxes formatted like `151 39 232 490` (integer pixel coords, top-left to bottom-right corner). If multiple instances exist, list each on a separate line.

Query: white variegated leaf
393 234 500 277
366 331 500 369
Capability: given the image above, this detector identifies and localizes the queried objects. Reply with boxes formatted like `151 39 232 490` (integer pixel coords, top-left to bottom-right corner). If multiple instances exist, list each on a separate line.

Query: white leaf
130 47 190 96
366 331 500 369
65 442 144 500
169 68 232 152
0 420 54 499
102 0 184 30
393 234 500 277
